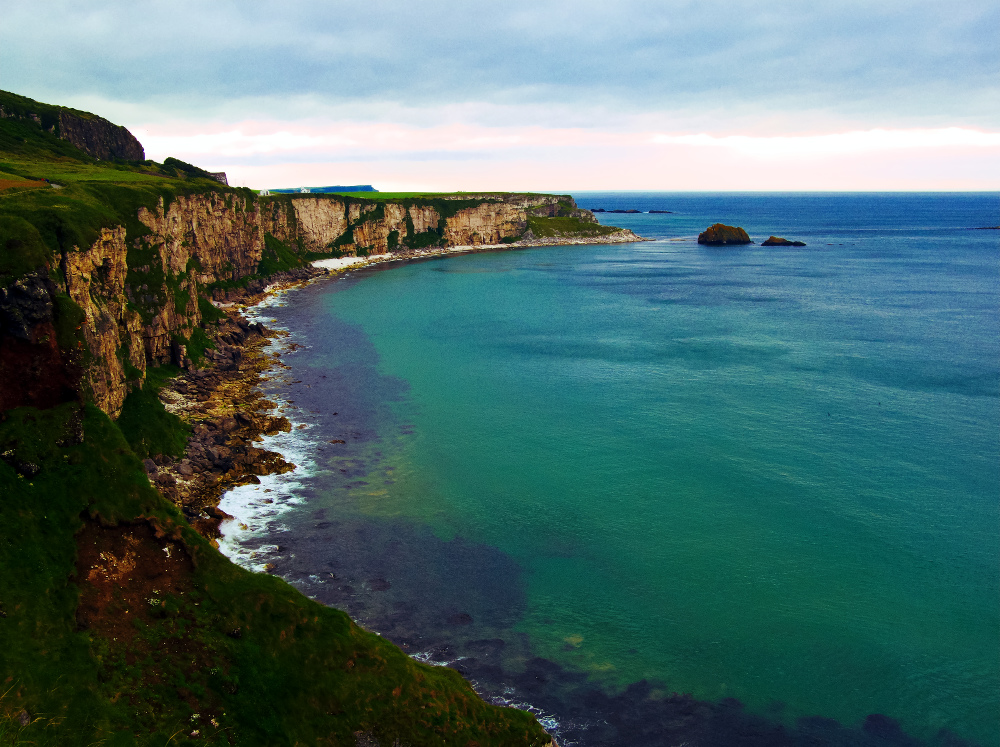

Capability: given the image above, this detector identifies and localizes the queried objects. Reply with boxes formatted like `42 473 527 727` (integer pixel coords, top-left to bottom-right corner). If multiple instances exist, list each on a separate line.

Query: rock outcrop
0 272 81 412
698 223 752 245
0 89 145 161
762 236 806 246
57 110 145 161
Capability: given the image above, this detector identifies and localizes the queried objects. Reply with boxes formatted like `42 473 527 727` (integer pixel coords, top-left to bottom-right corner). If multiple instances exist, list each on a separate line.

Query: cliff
0 89 144 160
57 109 145 161
7 188 624 419
0 90 649 746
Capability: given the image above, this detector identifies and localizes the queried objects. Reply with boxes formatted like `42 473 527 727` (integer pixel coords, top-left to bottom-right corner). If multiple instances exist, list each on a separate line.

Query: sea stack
698 223 752 245
762 236 807 246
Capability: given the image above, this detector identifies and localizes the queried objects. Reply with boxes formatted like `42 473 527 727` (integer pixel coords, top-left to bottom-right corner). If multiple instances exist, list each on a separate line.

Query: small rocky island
762 236 807 246
698 223 752 245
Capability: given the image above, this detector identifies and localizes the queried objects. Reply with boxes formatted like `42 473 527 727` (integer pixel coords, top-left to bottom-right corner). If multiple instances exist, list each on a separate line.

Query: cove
220 193 1000 747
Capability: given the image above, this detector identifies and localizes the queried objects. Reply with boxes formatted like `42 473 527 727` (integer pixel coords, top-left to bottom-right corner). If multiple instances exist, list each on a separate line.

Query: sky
2 0 998 191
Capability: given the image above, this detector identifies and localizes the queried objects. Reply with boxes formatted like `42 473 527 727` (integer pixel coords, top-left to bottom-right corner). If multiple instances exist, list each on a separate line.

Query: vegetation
527 215 620 238
0 404 549 746
0 89 553 746
116 365 190 459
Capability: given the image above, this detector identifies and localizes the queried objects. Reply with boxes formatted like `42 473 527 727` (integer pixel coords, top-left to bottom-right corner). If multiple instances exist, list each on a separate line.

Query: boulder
698 224 752 245
762 236 806 246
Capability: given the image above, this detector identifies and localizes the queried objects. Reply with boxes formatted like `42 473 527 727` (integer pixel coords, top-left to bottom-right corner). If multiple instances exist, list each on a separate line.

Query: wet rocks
697 224 752 245
145 310 297 544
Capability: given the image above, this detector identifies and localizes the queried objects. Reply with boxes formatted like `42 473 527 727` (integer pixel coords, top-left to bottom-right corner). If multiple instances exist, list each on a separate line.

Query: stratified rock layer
698 223 752 245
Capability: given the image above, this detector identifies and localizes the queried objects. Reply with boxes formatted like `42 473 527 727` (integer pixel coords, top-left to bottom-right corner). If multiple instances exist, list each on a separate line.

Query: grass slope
0 404 550 746
527 215 620 238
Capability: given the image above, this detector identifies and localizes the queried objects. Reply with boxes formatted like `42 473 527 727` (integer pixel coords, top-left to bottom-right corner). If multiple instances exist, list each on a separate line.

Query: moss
0 215 51 283
258 233 305 276
197 295 226 324
52 293 88 363
410 231 440 249
328 226 355 251
116 368 189 459
162 157 221 184
183 328 215 364
169 275 192 315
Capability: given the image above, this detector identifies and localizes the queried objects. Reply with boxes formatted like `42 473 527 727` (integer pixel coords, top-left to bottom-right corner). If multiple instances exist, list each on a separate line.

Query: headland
0 87 650 745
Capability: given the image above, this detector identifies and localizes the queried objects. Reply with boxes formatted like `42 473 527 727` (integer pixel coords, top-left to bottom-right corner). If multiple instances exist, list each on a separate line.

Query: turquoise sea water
222 193 999 745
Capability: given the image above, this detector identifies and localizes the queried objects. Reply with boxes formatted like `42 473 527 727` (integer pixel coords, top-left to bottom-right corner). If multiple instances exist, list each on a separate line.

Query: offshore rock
762 236 807 246
698 223 752 245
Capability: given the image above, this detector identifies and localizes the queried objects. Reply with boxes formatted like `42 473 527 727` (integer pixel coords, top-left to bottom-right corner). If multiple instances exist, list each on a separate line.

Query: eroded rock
762 236 807 246
697 223 752 245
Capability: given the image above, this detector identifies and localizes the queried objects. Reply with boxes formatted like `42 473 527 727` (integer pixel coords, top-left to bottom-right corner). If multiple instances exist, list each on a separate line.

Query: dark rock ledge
762 236 807 246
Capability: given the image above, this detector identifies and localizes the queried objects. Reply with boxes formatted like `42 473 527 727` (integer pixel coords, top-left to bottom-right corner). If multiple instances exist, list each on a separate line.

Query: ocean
219 192 999 746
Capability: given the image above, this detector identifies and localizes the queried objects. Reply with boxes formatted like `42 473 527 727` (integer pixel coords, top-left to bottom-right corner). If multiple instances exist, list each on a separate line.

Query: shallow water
220 193 999 746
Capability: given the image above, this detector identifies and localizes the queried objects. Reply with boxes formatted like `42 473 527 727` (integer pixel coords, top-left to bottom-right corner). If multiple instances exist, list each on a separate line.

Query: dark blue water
221 193 1000 746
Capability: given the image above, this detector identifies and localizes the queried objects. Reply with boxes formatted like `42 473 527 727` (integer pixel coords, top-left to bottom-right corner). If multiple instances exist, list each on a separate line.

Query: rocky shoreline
143 230 648 544
141 267 323 543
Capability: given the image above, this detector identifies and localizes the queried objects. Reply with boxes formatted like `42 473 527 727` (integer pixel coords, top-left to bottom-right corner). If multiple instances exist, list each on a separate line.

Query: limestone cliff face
10 191 604 418
138 194 273 281
407 204 439 234
443 202 526 245
292 199 348 251
62 226 146 415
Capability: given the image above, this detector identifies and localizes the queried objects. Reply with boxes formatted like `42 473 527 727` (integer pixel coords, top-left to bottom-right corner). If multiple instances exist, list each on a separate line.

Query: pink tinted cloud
131 121 1000 192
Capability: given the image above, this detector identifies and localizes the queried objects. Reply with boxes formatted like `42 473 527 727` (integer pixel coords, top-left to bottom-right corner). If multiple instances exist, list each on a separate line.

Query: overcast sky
3 0 998 190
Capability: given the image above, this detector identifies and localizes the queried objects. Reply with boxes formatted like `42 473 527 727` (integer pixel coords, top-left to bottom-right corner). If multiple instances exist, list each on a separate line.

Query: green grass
527 215 620 238
116 365 189 459
332 191 460 200
0 403 552 746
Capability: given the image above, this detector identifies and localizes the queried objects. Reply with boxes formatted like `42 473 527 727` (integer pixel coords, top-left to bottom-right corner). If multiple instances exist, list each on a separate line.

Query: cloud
134 120 1000 191
2 0 998 130
4 1 997 190
650 128 1000 158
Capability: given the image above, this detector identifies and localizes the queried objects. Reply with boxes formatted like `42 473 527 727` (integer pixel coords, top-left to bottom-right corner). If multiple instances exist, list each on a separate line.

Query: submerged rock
762 235 807 246
698 223 752 245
